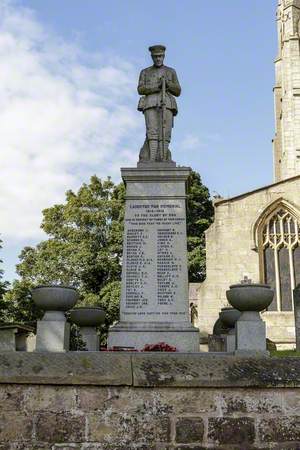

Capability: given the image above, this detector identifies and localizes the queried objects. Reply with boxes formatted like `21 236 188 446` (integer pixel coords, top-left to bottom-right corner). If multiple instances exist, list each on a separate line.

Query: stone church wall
197 176 300 347
0 352 300 449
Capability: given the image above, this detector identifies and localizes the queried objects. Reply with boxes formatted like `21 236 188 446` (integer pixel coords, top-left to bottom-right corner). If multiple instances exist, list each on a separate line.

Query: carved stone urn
31 285 79 352
69 307 105 327
32 285 79 321
226 283 274 312
219 307 241 328
70 307 106 351
218 307 242 353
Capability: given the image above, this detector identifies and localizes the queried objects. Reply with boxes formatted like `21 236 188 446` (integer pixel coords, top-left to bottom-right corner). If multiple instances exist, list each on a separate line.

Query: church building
197 0 300 349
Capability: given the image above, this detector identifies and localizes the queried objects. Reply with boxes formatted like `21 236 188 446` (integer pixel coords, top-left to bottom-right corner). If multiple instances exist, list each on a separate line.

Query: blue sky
1 0 277 280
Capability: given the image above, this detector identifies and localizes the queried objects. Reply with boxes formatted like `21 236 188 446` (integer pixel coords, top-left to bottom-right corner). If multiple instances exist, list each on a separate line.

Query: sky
0 0 278 281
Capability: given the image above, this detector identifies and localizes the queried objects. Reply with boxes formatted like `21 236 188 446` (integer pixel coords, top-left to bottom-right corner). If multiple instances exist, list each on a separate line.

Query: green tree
186 171 214 282
7 171 213 336
7 176 124 328
82 280 121 343
0 239 11 322
16 176 125 289
4 279 41 323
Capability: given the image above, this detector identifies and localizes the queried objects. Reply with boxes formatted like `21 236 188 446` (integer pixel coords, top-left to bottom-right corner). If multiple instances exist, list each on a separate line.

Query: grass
270 349 300 357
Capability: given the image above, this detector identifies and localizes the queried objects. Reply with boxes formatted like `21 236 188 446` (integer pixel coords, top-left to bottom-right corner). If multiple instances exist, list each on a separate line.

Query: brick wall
0 352 300 449
1 384 300 449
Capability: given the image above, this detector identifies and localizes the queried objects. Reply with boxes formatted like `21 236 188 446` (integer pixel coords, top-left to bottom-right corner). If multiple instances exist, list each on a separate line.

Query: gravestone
293 284 300 351
108 167 199 351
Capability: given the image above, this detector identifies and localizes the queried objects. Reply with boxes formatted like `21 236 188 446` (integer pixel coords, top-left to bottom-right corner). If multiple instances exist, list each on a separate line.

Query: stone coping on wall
0 352 300 387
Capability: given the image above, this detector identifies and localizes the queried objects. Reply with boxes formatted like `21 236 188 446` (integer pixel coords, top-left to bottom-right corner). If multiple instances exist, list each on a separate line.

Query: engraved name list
120 199 189 322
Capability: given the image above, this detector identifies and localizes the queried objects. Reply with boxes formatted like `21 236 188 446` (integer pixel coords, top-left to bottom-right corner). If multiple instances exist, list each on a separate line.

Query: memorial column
108 166 199 352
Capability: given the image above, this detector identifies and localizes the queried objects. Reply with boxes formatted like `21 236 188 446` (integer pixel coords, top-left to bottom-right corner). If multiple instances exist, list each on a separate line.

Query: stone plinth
80 327 99 351
222 330 236 353
36 312 70 352
235 311 268 356
108 165 199 352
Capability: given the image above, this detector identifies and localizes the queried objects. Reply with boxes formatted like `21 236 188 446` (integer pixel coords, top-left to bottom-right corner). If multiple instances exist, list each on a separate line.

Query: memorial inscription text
121 199 188 322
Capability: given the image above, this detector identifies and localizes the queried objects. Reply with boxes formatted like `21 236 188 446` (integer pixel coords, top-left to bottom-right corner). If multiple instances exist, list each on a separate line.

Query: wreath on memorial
142 342 177 352
101 342 177 352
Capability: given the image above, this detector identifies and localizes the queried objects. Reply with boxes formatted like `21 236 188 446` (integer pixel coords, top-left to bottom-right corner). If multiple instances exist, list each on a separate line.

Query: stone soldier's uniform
137 45 181 162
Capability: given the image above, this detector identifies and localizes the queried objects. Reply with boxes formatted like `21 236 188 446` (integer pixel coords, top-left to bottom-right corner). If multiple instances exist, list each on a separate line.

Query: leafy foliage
4 279 41 323
186 171 214 281
16 176 125 289
5 171 213 341
0 239 10 322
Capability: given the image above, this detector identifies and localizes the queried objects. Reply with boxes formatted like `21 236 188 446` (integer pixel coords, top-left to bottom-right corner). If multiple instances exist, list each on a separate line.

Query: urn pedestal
32 286 78 352
226 283 274 356
70 307 105 351
108 165 199 352
219 307 241 353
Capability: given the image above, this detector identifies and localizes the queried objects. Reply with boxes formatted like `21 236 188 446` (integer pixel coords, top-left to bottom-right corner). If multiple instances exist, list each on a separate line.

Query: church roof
214 174 300 206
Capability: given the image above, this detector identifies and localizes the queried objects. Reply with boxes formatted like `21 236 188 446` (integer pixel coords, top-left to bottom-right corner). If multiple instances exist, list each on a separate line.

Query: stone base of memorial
108 321 199 352
108 164 199 352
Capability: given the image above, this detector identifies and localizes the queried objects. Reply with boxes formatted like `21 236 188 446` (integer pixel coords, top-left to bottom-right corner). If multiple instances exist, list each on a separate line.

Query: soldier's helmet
148 45 166 55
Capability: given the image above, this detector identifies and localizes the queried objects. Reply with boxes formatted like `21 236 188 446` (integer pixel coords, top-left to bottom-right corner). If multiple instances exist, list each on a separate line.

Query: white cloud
181 134 201 151
180 132 222 152
0 0 141 241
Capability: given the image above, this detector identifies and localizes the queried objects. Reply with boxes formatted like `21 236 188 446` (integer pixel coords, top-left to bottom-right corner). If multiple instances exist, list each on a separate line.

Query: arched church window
261 208 300 311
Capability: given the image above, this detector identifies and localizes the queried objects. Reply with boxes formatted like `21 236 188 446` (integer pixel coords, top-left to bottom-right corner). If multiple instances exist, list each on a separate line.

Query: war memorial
0 2 300 449
107 44 199 352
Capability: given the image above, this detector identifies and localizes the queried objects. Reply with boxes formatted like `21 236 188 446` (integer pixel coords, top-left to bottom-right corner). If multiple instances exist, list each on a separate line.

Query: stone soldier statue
137 45 181 162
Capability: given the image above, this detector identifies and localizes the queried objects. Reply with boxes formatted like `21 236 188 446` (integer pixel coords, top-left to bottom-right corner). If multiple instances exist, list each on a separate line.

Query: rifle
161 75 167 160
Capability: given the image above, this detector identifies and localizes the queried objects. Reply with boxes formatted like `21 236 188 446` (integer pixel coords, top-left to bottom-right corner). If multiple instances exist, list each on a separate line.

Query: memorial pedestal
109 322 199 352
108 165 199 352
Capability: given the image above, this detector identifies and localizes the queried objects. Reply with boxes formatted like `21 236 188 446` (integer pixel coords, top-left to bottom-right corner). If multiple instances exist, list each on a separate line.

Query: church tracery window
260 208 300 311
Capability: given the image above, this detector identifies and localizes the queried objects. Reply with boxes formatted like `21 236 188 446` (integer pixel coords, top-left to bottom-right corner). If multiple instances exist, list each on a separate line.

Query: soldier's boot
163 141 170 160
158 141 164 161
148 139 158 161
